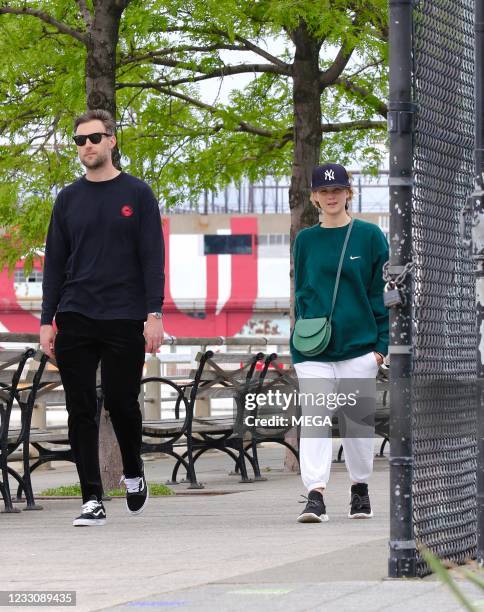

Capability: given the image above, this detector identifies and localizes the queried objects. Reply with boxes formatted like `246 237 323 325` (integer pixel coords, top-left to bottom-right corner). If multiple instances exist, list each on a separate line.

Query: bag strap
329 218 354 324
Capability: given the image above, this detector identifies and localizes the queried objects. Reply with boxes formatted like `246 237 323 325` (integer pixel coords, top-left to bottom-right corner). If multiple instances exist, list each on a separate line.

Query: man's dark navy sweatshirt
41 172 165 325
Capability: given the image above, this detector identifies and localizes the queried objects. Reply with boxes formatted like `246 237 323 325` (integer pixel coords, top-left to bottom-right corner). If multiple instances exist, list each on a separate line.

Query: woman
291 162 389 523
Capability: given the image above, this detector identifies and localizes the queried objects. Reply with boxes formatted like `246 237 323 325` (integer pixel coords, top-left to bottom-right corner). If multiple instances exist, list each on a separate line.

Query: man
40 109 165 526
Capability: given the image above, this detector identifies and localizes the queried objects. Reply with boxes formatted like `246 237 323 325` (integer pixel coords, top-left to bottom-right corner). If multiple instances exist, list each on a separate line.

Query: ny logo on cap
324 169 335 181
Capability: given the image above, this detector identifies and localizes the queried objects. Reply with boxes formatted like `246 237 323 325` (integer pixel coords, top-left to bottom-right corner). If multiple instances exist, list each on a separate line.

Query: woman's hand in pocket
373 352 384 366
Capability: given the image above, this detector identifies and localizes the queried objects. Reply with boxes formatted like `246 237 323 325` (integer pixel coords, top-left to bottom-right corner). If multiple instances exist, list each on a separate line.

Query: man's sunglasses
73 132 112 146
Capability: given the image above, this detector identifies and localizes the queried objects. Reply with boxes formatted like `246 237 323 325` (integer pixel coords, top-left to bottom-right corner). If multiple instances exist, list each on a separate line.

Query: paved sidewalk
2 444 480 611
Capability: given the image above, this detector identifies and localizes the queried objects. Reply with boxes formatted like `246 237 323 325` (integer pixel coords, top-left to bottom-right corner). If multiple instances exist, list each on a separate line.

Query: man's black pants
54 312 145 503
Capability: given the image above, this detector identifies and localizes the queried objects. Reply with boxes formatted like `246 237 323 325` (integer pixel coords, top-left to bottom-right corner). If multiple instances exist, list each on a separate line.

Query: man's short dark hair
74 109 116 134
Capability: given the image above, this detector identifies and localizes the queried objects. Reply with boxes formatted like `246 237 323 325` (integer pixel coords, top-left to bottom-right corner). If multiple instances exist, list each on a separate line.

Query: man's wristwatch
148 312 163 319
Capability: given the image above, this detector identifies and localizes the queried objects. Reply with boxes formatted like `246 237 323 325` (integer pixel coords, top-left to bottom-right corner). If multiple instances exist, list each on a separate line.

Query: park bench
0 348 57 512
143 349 266 488
140 373 195 487
3 353 99 511
1 347 258 503
16 359 76 478
235 352 300 479
0 347 35 512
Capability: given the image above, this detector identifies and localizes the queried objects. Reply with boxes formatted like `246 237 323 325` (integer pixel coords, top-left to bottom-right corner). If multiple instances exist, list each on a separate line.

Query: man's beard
81 151 109 169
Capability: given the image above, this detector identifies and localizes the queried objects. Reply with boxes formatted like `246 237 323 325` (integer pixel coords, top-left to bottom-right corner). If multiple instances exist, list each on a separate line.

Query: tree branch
320 47 353 87
118 44 247 66
117 82 217 111
164 26 290 70
334 78 388 118
114 0 131 11
150 59 288 75
116 81 278 138
248 119 386 143
321 120 387 133
0 6 87 44
122 61 289 88
238 119 387 162
380 25 389 41
233 34 290 70
345 59 384 79
75 0 92 27
320 10 367 86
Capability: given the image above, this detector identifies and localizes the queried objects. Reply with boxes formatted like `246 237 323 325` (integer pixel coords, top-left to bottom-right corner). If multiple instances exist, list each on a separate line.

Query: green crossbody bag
293 218 354 357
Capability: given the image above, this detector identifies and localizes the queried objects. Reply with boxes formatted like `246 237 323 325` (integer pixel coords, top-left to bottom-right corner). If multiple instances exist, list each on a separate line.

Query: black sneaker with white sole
121 473 149 515
72 495 106 526
297 490 329 523
349 483 373 518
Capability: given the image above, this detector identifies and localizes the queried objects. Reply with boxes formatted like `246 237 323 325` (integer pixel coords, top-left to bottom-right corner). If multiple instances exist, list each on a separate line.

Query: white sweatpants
294 352 379 492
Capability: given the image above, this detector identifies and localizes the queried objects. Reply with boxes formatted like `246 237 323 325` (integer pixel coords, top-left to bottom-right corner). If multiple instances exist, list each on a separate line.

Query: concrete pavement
1 443 481 611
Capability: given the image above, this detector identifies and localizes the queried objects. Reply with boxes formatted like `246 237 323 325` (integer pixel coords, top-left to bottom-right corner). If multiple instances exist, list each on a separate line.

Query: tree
0 0 388 472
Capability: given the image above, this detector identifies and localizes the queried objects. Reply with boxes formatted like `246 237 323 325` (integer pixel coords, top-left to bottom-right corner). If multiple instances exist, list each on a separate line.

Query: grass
420 547 484 612
39 482 174 497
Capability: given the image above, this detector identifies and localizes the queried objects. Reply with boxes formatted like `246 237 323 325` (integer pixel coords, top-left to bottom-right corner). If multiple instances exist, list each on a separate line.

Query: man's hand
40 324 56 359
144 315 164 353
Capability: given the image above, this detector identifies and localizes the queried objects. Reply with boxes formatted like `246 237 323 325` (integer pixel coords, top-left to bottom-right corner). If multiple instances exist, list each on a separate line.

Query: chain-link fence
392 0 478 576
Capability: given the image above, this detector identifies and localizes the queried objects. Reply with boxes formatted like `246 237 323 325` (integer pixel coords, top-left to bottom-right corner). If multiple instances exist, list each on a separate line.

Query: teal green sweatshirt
290 218 389 363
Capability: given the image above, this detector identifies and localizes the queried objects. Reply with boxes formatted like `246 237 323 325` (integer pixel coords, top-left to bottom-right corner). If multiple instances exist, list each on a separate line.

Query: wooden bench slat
142 418 186 435
7 426 69 444
29 434 70 444
193 426 233 432
189 371 255 383
206 355 263 364
194 354 264 366
23 371 62 383
0 350 31 362
197 388 239 399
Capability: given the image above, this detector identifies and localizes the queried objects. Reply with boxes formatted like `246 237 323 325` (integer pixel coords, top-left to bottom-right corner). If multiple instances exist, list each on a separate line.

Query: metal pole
358 175 362 212
473 0 484 569
248 182 254 213
388 0 416 577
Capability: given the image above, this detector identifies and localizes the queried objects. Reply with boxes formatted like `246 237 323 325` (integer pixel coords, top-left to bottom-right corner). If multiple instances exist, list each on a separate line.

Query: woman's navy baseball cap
312 163 350 190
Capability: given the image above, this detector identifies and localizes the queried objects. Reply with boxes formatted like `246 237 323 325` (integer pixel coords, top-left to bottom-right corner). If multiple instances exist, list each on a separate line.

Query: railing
160 171 390 216
0 334 289 345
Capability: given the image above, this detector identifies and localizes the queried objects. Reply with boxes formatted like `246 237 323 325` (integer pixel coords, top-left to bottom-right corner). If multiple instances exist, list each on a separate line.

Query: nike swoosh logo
350 256 361 260
92 509 105 517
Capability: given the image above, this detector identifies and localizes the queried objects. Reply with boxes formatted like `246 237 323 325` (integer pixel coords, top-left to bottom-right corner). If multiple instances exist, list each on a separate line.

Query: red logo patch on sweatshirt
121 205 133 217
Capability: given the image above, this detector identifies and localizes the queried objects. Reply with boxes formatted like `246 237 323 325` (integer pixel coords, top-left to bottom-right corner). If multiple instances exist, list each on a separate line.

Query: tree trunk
285 23 322 472
85 1 127 169
98 404 124 493
86 1 129 492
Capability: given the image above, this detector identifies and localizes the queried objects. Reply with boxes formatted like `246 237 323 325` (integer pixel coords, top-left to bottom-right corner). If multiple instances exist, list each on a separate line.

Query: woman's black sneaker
121 473 149 515
72 495 106 526
348 483 373 518
297 490 329 523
